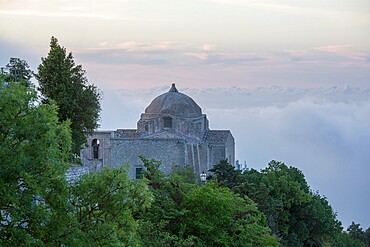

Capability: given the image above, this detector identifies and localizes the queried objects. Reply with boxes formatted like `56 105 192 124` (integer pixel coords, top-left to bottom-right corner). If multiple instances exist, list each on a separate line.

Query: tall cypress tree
36 36 101 156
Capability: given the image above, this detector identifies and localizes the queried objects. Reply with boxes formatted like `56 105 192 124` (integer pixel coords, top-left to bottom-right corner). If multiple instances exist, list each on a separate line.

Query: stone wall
80 131 112 172
209 145 226 169
225 133 235 166
81 130 234 179
110 138 186 178
66 166 89 185
137 114 209 140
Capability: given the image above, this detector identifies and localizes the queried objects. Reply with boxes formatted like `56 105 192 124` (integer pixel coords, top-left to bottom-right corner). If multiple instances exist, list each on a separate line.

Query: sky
1 0 369 228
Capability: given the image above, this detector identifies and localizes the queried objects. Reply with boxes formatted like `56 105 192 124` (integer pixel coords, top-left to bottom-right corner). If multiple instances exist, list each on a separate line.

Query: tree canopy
137 157 278 246
5 58 33 86
67 166 152 246
0 71 152 246
35 36 101 155
345 222 370 247
0 81 72 245
210 160 349 246
0 105 151 245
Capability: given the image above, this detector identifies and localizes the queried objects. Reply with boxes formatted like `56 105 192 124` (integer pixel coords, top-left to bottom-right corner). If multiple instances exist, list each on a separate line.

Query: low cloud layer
99 85 370 228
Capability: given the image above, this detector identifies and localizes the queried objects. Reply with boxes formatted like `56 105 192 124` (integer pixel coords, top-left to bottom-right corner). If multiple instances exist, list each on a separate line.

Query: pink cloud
91 41 187 52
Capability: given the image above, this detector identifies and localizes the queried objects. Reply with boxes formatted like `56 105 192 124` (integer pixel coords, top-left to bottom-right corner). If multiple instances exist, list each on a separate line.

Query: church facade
80 84 235 178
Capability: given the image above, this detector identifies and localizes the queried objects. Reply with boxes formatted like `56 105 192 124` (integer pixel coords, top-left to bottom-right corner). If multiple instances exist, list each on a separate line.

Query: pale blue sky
1 0 370 228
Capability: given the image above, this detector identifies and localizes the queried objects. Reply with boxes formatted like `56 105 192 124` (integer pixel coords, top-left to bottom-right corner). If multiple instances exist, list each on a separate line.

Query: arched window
163 117 172 128
92 139 100 159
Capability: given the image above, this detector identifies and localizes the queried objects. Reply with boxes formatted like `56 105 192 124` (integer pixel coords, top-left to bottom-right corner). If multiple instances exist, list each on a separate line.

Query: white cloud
92 41 187 52
79 42 370 68
201 43 217 52
230 99 370 228
0 0 169 23
203 0 370 23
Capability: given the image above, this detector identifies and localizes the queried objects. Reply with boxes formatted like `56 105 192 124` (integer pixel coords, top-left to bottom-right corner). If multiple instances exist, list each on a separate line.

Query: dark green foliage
348 222 366 243
181 182 278 246
5 58 33 86
345 222 370 247
0 77 152 246
209 159 242 188
67 166 152 246
36 36 101 155
137 156 278 246
0 82 72 246
0 69 7 82
211 160 344 247
137 156 197 246
329 230 367 247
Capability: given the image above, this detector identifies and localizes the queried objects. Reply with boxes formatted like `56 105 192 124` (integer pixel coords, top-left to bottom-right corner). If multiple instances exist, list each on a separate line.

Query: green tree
0 82 72 246
36 36 101 155
328 231 367 247
1 68 7 82
68 166 152 246
233 161 340 246
292 192 341 246
366 227 370 247
209 159 242 188
5 58 33 86
252 161 311 243
1 70 151 246
181 182 278 246
137 156 197 246
347 222 367 245
137 156 278 246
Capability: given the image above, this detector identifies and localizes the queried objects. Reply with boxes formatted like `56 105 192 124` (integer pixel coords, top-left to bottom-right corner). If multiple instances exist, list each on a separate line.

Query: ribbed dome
145 84 202 118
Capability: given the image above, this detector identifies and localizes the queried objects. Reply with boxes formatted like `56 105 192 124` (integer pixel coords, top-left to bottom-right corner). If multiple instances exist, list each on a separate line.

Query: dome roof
145 84 202 118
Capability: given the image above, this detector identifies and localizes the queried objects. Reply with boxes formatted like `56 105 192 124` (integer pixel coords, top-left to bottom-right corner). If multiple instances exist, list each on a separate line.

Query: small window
92 139 100 159
163 117 172 128
136 167 143 179
145 124 149 131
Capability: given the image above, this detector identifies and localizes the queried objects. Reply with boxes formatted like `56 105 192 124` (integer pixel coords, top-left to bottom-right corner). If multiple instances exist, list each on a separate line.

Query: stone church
80 84 235 178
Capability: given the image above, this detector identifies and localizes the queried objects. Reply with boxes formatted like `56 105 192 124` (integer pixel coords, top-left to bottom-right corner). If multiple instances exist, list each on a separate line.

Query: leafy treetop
36 36 101 155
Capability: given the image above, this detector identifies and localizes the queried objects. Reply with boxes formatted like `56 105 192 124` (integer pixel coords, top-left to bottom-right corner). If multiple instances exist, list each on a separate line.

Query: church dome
145 84 202 118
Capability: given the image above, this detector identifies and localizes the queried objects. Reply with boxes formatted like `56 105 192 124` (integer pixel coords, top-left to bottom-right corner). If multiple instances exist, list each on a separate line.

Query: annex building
80 84 235 178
